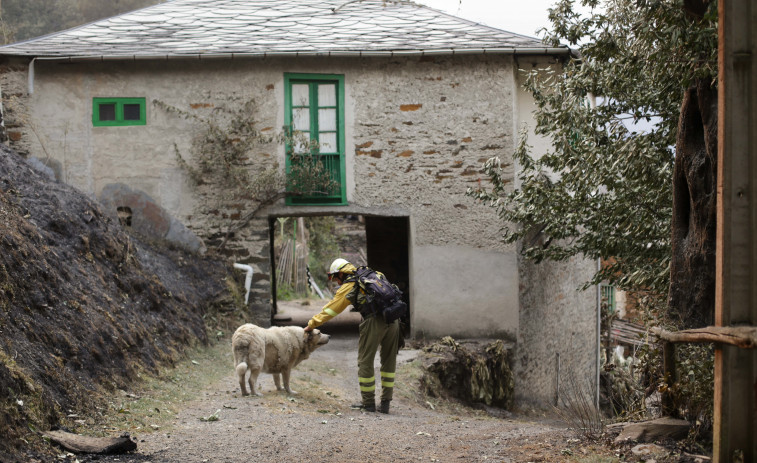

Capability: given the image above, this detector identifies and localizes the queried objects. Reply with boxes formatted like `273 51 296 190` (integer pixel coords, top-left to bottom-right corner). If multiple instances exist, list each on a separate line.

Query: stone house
0 0 599 407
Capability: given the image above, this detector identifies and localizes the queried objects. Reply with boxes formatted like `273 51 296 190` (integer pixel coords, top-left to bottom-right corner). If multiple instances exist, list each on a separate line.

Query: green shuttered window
92 98 146 127
284 73 346 205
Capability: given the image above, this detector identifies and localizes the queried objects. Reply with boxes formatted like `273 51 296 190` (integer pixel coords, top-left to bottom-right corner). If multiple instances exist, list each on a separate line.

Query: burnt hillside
0 146 231 461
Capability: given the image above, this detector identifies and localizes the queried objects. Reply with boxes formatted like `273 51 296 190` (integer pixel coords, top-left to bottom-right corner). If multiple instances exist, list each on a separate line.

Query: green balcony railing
286 153 345 205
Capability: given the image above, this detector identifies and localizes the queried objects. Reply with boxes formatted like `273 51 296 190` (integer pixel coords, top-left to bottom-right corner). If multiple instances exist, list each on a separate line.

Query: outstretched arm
305 281 354 330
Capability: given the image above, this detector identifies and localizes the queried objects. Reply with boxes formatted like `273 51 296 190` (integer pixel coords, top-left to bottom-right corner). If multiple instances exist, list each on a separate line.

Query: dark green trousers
357 315 399 405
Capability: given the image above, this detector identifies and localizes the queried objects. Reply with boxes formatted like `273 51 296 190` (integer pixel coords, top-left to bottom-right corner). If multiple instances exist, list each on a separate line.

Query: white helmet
328 258 350 276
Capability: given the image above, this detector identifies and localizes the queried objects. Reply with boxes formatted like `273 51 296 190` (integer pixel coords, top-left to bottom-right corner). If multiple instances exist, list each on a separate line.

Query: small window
99 103 116 121
93 98 146 126
122 104 141 121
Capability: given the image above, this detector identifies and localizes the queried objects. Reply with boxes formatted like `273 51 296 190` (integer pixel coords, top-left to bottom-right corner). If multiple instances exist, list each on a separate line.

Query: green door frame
284 73 347 206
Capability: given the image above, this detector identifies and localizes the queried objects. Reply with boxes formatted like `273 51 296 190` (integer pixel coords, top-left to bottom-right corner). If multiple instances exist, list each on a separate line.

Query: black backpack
353 266 407 324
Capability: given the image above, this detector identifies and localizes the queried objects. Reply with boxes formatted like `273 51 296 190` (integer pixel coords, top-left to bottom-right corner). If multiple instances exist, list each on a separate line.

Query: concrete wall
515 254 599 408
412 244 519 338
511 56 600 407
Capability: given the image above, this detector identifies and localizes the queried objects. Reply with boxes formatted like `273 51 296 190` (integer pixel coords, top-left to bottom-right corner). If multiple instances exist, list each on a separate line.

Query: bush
276 282 308 301
667 343 714 441
305 216 340 290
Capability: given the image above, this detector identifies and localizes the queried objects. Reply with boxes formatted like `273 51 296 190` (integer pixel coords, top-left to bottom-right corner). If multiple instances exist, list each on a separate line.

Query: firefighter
304 258 400 414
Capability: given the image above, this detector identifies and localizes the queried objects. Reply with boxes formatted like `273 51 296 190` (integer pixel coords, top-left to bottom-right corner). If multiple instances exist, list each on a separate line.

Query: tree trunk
668 79 718 328
43 430 137 455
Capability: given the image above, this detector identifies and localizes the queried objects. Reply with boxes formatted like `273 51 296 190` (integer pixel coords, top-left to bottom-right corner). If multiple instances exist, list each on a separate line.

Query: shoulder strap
353 266 374 281
344 267 369 286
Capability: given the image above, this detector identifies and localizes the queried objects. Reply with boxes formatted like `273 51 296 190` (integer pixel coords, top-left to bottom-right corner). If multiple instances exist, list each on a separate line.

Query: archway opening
268 214 410 335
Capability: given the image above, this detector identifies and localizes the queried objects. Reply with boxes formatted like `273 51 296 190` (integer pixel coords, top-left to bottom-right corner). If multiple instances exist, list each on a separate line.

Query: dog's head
304 328 330 350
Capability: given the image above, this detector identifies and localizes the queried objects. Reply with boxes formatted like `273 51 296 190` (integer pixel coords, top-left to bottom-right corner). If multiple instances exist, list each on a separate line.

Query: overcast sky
415 0 560 39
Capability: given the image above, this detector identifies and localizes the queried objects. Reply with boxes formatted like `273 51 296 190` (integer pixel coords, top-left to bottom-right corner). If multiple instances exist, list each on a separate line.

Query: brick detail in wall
400 104 422 111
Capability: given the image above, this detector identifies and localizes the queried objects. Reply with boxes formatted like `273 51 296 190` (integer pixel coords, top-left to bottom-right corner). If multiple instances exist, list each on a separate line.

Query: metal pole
596 259 602 409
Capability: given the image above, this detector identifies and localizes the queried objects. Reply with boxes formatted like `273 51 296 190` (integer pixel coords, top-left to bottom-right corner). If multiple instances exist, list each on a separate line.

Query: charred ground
0 146 233 461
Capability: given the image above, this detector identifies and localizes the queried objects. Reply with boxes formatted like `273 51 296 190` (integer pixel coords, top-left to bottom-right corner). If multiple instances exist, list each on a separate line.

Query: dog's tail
233 339 250 378
235 361 248 378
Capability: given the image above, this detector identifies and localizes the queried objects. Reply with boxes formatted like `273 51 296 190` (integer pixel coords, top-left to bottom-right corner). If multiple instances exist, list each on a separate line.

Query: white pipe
28 57 36 94
233 263 253 305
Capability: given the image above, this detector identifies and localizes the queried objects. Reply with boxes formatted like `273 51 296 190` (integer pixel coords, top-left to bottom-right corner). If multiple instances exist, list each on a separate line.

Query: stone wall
344 55 520 339
0 57 32 150
348 55 515 249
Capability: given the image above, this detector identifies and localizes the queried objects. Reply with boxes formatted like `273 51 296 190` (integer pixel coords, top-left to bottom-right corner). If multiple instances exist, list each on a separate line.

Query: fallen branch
650 326 757 349
43 430 136 455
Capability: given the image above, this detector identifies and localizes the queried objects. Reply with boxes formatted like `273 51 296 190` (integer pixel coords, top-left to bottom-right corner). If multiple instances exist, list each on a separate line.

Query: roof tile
0 0 564 58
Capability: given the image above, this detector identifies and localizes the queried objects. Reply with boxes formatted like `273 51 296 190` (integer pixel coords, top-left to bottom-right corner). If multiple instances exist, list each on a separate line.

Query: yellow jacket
307 263 358 329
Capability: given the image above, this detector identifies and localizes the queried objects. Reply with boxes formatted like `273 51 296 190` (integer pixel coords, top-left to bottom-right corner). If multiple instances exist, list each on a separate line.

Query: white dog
231 324 330 396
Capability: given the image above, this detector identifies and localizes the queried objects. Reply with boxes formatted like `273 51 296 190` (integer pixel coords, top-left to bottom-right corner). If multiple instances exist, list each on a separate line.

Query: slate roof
0 0 567 59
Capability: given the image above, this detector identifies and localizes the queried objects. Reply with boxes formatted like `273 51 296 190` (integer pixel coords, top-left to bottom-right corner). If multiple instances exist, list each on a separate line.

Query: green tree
0 0 162 43
1 0 76 42
470 0 717 297
305 216 340 288
471 0 718 436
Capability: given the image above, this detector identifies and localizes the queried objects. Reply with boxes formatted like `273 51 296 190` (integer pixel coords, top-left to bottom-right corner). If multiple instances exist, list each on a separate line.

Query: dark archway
365 216 411 331
268 214 411 333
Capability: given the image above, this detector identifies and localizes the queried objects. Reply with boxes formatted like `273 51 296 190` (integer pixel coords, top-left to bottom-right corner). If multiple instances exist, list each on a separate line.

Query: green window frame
92 97 146 127
284 73 346 206
601 284 616 314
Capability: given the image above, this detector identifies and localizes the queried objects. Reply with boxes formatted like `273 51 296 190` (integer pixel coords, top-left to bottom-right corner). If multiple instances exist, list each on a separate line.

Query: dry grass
79 338 234 437
555 372 605 439
570 456 620 463
287 364 351 414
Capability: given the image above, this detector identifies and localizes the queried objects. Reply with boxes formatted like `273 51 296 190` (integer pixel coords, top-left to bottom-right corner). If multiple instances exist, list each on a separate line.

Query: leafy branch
468 0 716 296
153 98 337 250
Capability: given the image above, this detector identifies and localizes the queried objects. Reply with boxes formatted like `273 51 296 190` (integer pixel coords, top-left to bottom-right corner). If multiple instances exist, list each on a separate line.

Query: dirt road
75 324 586 463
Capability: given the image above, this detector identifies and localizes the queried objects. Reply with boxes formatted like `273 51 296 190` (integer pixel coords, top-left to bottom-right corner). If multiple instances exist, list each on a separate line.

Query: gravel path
76 328 583 463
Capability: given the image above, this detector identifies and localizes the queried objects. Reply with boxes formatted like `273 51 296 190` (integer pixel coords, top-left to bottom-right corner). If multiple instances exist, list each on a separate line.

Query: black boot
351 402 376 412
378 400 390 414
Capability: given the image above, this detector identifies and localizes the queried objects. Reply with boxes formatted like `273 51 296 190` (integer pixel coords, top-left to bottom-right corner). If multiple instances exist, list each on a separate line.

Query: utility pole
714 0 757 460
